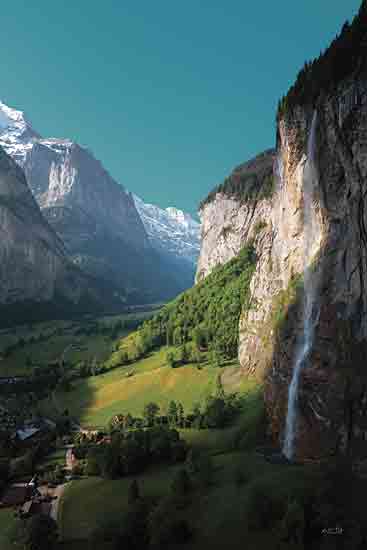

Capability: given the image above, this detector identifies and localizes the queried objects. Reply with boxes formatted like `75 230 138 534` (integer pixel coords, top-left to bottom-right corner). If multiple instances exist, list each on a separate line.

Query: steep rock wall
0 146 107 318
240 77 367 459
196 76 367 460
196 150 275 282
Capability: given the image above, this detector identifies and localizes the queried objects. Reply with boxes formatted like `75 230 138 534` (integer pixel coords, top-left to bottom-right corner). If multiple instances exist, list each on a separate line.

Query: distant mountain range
133 194 200 288
0 100 201 320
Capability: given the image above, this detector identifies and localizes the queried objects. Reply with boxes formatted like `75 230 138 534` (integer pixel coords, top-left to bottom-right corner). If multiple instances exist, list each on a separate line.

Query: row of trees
105 388 242 440
1 330 51 358
75 318 141 338
200 165 274 209
74 426 188 479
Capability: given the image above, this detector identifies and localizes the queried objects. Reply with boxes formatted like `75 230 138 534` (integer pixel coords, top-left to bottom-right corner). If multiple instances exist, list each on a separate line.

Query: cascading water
282 111 321 461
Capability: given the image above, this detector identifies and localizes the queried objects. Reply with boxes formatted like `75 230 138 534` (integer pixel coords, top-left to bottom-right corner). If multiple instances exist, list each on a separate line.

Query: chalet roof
17 427 40 441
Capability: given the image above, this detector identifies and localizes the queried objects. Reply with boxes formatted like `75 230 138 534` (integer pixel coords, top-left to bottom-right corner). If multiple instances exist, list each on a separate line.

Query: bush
85 455 101 476
12 514 58 550
246 481 285 531
234 466 250 487
232 386 267 450
278 500 306 548
149 497 192 548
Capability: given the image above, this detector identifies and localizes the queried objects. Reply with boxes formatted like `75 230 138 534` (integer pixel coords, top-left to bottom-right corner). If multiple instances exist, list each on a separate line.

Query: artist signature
321 527 344 535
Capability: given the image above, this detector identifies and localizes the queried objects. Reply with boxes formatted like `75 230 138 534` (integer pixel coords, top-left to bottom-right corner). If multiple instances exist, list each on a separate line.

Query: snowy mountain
0 100 191 303
132 194 200 267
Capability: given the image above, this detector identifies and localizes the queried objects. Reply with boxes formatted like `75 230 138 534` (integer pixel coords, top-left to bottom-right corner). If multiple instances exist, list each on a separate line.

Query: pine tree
215 374 225 399
177 402 185 428
181 344 189 364
168 401 178 427
171 468 191 497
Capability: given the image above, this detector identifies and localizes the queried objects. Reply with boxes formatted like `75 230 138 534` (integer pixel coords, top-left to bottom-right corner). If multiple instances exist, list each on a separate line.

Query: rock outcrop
0 146 109 324
0 102 187 303
196 150 275 282
196 82 367 460
259 77 367 460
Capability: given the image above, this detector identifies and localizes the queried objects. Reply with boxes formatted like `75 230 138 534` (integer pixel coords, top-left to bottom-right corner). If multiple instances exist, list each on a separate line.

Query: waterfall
283 111 320 461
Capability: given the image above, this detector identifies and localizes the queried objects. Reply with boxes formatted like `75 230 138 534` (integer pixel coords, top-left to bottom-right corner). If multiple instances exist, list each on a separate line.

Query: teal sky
1 0 361 216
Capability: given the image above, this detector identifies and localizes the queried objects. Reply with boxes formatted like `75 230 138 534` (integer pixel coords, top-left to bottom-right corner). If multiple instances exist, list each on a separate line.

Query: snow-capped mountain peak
0 99 201 293
0 101 27 128
132 193 201 266
0 101 40 163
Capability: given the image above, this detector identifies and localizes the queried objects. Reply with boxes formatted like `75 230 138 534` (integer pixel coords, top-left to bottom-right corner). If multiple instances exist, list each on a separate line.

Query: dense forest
120 244 257 364
277 0 367 119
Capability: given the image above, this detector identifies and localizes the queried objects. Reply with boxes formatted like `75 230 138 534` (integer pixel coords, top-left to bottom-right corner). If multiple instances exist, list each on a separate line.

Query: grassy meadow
57 450 318 550
0 310 158 377
0 508 17 550
46 348 250 429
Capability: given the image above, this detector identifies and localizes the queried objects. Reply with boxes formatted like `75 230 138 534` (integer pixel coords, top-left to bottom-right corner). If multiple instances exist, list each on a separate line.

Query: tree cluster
81 426 188 479
244 457 367 550
200 167 274 209
89 473 194 550
125 245 256 363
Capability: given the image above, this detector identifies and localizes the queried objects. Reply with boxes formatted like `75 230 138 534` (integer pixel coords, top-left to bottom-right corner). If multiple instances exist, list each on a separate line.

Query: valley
0 308 161 378
2 2 367 549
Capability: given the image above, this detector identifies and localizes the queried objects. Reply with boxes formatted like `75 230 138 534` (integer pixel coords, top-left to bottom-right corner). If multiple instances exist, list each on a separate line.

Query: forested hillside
116 245 257 366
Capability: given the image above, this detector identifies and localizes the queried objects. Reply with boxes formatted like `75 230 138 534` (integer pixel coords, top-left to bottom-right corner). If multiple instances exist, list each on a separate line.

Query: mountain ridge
0 100 199 302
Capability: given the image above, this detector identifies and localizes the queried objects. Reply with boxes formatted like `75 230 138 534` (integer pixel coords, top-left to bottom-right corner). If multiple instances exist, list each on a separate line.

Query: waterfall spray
282 111 321 461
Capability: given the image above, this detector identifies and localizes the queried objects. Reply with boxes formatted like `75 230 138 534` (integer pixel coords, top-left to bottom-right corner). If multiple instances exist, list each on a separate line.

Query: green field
57 450 317 550
0 310 159 377
0 508 17 550
49 348 234 428
59 465 181 541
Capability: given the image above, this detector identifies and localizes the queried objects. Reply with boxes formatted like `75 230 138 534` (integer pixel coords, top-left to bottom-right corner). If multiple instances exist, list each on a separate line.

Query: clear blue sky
1 0 361 215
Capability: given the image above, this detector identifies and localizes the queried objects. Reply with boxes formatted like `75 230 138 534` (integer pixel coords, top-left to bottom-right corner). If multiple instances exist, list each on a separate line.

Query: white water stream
283 111 320 460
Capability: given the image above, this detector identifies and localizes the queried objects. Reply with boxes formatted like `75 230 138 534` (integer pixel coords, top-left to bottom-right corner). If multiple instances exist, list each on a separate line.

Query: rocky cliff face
0 102 183 302
196 78 367 460
0 145 108 322
196 150 275 282
257 77 367 460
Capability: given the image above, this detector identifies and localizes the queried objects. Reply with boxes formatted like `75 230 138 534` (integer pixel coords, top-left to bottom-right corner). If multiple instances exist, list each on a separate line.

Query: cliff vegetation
121 244 257 363
199 150 275 209
277 0 367 119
